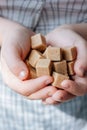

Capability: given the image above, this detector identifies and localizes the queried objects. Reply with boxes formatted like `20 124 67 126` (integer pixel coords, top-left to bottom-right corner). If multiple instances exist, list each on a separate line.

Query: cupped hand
29 26 87 104
44 26 87 104
1 23 57 99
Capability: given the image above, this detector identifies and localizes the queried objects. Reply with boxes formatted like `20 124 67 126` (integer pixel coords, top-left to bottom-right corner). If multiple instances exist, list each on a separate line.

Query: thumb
1 43 29 80
10 58 29 80
74 59 87 77
74 40 87 77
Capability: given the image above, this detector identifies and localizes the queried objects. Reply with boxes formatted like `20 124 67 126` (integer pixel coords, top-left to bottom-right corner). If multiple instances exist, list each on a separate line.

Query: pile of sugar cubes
26 33 77 88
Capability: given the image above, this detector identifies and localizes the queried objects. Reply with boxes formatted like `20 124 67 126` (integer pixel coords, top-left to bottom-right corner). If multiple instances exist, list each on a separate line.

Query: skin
0 17 57 98
0 17 87 105
43 26 87 104
28 25 87 104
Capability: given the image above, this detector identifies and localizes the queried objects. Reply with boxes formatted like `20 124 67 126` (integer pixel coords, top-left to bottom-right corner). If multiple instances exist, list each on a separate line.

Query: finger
1 55 54 96
74 59 87 77
52 90 75 102
1 40 30 80
74 40 87 77
5 75 53 97
21 77 53 96
61 80 87 96
42 97 59 105
27 86 57 100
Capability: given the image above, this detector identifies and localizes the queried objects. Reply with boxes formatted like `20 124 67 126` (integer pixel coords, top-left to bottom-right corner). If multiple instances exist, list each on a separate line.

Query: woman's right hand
0 18 57 100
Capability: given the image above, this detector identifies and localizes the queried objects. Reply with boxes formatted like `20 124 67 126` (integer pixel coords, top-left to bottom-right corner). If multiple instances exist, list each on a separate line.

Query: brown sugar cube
36 59 52 77
53 60 68 75
28 50 43 68
25 60 37 79
43 46 52 57
45 47 62 61
68 61 75 75
62 46 77 61
42 49 47 58
52 72 69 88
31 33 47 52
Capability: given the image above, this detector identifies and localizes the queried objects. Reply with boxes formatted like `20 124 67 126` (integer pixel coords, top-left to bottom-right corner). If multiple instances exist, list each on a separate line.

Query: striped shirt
0 0 87 130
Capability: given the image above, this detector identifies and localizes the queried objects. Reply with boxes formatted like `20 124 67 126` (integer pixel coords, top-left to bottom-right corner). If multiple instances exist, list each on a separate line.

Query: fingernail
19 70 26 79
61 81 69 89
45 78 53 85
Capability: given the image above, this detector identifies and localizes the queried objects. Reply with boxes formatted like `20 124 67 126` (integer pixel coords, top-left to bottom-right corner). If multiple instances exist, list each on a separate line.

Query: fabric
0 0 87 130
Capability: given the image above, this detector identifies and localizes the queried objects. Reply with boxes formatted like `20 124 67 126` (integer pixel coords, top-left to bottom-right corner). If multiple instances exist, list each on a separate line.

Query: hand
45 26 87 104
1 20 57 99
29 25 87 105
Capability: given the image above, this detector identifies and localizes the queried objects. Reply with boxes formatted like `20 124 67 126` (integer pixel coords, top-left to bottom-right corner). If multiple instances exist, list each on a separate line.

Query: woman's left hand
29 25 87 105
